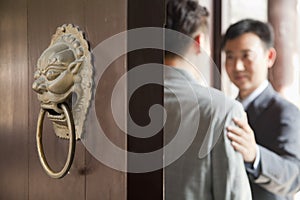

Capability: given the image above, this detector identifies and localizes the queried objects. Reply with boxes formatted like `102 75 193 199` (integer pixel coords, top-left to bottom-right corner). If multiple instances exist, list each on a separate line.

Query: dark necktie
245 102 256 127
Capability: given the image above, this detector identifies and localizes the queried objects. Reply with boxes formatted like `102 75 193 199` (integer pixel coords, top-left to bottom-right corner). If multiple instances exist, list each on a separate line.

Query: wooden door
0 0 164 199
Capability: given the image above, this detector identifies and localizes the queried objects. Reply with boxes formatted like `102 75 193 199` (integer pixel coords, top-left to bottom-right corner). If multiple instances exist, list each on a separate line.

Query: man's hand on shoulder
226 114 257 163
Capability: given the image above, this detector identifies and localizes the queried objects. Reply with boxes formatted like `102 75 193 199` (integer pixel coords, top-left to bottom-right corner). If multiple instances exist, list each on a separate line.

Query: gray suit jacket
246 84 300 200
164 67 252 200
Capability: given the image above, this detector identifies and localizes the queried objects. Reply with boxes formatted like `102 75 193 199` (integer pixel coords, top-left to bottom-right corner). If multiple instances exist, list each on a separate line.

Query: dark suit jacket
246 84 300 200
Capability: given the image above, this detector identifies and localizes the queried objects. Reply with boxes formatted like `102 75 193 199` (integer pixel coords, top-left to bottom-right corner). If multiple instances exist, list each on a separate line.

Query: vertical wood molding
0 0 28 199
127 0 164 199
85 0 127 199
212 0 222 89
268 0 298 95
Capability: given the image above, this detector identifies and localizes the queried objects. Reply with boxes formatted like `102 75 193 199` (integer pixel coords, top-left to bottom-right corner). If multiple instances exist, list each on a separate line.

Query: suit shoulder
203 87 244 115
272 93 300 115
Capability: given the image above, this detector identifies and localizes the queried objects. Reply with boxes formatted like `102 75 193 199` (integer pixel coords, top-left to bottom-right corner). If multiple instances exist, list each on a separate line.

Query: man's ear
194 34 201 54
267 47 277 68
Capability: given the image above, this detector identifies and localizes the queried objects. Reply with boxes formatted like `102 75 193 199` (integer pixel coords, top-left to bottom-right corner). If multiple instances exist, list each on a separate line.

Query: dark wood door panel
0 0 164 198
27 0 86 199
84 1 127 199
27 0 127 199
0 0 28 199
127 0 165 199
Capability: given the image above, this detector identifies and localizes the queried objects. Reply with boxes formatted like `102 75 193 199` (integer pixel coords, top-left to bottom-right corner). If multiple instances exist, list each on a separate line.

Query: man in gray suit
223 19 300 200
164 0 252 199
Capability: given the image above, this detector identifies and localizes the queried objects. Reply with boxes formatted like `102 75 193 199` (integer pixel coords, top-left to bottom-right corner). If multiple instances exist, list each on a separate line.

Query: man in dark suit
222 19 300 200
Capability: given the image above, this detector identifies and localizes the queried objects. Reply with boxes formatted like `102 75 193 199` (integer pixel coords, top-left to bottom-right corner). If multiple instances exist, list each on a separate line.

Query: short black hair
221 19 274 49
165 0 209 58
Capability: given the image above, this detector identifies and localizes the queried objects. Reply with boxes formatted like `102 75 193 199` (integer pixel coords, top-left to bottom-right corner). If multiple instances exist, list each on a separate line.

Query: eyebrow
225 49 253 54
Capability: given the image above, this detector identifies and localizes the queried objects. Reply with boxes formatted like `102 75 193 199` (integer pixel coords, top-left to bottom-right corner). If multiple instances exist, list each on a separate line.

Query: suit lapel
245 103 257 127
246 84 275 125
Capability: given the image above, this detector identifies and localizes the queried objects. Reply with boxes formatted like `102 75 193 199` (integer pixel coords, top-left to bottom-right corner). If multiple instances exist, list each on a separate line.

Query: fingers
227 129 256 162
231 140 255 163
226 117 257 162
232 117 253 134
231 140 248 155
226 125 243 137
226 121 253 145
227 131 247 146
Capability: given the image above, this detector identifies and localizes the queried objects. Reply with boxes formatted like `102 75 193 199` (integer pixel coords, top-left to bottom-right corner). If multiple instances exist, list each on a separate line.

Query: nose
234 59 245 71
32 78 47 94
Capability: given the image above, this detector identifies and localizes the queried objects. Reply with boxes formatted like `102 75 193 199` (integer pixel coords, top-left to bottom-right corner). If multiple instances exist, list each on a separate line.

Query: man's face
224 32 275 98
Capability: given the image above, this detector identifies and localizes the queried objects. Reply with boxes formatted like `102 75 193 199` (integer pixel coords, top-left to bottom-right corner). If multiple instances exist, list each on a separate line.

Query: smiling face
224 32 276 99
32 43 77 113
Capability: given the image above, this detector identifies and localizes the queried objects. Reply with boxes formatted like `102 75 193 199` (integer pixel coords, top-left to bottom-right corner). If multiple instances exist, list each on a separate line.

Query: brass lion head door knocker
32 24 93 178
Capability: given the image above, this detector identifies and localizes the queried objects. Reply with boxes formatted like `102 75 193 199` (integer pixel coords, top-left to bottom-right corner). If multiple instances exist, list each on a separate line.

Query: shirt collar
237 80 269 110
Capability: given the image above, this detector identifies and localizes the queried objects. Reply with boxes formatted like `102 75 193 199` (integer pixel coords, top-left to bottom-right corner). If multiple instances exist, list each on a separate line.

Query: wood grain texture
0 0 165 199
268 0 298 93
85 1 127 199
27 0 86 199
0 0 28 199
127 0 165 199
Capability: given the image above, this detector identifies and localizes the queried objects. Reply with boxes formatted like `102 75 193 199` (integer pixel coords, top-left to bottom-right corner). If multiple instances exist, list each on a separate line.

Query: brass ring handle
36 103 76 179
